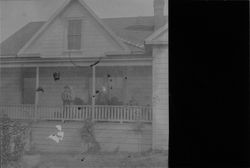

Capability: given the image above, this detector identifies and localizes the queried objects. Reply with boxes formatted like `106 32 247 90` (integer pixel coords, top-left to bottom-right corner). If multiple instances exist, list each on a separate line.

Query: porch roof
0 56 152 68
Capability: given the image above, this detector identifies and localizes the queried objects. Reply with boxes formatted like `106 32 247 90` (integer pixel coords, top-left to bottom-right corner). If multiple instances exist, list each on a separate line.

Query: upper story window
67 19 82 50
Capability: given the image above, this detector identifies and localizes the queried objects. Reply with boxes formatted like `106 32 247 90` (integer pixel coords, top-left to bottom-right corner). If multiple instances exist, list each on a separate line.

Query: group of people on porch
61 85 140 106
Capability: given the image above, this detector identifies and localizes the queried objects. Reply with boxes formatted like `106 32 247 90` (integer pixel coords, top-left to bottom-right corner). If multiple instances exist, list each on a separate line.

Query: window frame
66 18 83 51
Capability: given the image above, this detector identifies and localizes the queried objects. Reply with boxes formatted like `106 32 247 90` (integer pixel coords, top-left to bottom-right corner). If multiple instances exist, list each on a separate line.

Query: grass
16 150 168 168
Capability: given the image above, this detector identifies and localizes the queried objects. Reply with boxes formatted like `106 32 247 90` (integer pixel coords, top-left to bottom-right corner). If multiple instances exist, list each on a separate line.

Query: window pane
68 19 82 50
68 35 81 50
68 20 81 35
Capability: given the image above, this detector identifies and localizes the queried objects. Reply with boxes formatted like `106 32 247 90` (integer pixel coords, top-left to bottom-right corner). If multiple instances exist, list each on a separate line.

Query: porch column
35 66 39 120
152 45 169 151
92 65 96 120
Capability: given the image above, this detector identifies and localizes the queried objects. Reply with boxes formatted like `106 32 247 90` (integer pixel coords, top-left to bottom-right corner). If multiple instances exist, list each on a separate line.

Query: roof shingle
0 22 45 56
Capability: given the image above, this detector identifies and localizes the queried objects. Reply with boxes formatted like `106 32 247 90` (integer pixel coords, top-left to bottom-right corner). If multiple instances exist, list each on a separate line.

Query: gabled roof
0 0 168 56
17 0 129 55
1 16 159 56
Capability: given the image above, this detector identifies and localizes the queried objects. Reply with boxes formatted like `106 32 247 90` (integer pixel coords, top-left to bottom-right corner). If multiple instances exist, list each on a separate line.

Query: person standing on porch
61 85 73 119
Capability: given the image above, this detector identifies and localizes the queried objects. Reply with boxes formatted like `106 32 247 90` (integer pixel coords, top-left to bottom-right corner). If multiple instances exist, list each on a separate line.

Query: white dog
48 125 64 143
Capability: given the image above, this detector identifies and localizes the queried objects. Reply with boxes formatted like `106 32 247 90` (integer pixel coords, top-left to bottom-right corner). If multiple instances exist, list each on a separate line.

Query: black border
169 1 249 167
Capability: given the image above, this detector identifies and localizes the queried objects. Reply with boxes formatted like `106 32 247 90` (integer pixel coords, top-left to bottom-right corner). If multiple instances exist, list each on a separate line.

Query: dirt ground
18 151 168 168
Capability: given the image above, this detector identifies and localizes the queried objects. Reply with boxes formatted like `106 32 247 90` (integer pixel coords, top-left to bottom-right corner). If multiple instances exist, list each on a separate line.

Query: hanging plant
36 86 44 92
53 72 60 81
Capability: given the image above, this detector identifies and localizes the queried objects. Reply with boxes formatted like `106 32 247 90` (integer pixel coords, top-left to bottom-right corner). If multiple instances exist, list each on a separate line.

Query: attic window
68 19 82 50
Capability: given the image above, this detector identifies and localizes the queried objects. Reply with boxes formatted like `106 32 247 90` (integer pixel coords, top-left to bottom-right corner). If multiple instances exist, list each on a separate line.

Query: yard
1 115 168 168
16 150 168 168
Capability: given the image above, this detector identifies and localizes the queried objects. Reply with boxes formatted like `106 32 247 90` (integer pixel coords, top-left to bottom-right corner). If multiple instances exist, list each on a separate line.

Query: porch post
35 66 39 121
146 24 168 151
152 45 168 151
92 65 96 120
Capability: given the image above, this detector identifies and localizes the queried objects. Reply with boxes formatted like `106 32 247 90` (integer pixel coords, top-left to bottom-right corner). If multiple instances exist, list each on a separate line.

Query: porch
0 64 153 123
0 104 152 123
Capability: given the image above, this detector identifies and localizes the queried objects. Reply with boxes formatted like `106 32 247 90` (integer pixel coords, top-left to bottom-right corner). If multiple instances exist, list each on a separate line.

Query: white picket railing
0 105 152 122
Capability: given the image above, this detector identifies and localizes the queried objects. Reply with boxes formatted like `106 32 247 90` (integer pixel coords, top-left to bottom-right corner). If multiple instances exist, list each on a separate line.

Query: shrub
0 115 30 167
79 118 100 154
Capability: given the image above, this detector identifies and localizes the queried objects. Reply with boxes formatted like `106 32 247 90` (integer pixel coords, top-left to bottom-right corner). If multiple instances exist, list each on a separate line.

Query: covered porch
0 57 153 123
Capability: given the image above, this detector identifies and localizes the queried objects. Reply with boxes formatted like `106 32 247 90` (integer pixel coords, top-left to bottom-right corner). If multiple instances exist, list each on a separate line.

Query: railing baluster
87 106 89 119
124 107 127 121
95 106 98 120
86 106 88 119
99 106 101 120
97 106 100 120
128 107 131 121
106 106 109 121
83 106 86 119
105 106 108 120
99 106 100 120
112 106 114 120
102 106 104 120
122 107 124 121
101 106 103 120
127 107 129 121
111 106 114 120
86 106 89 119
96 106 99 120
118 107 120 121
129 107 131 121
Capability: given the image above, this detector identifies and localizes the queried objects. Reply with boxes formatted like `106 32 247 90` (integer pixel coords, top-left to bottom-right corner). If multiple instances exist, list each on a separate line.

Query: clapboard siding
32 121 152 153
25 19 65 56
0 68 23 105
83 19 120 51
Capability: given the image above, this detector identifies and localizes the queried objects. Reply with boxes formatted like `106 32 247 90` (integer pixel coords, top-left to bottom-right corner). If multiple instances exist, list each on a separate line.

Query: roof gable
17 0 129 57
0 15 168 56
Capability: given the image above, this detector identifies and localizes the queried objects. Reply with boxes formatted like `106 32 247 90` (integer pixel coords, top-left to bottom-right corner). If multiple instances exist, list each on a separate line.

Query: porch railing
0 105 152 123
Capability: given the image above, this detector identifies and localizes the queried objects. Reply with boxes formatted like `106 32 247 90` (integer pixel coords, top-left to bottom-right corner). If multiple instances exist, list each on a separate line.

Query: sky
0 0 168 42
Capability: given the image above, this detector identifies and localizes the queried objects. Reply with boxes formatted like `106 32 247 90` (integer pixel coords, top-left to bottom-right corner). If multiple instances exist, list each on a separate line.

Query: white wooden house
0 0 168 152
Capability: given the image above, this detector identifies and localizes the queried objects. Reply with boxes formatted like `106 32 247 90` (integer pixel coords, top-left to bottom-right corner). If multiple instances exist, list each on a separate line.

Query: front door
23 78 35 104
